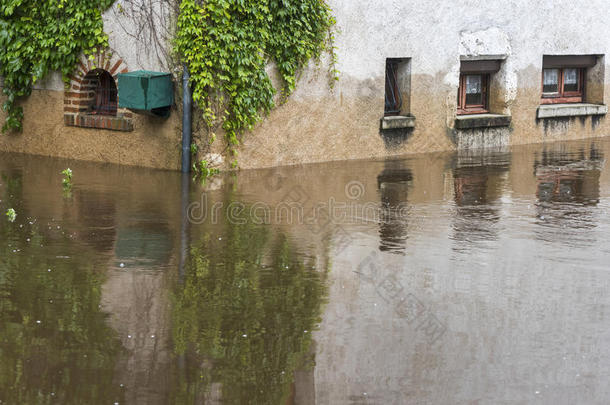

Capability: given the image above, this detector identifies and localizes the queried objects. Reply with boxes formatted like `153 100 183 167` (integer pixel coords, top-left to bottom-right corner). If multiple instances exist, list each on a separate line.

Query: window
458 73 489 114
541 67 584 104
540 55 602 105
385 59 403 116
64 55 133 132
381 58 414 131
457 58 502 116
92 70 118 116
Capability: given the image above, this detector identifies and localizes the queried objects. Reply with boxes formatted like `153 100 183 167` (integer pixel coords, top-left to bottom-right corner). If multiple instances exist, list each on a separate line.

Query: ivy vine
1 0 337 165
175 0 337 165
0 0 114 132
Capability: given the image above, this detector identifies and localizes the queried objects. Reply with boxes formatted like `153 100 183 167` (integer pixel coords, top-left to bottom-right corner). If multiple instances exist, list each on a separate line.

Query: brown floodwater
1 137 610 404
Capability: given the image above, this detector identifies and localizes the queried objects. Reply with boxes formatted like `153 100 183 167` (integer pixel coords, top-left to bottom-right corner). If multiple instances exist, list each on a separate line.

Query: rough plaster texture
236 0 610 169
0 0 181 170
0 91 181 169
2 0 610 170
102 0 175 73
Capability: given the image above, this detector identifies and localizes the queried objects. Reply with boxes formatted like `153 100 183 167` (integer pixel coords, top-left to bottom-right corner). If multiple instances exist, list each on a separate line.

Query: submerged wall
1 0 610 170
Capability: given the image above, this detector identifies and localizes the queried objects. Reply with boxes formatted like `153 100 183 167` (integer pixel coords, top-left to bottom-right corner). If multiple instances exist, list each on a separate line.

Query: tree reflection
171 219 327 404
0 175 123 404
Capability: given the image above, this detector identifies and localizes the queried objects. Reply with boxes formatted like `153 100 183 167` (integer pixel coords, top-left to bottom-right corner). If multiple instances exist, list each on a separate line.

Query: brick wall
64 49 133 132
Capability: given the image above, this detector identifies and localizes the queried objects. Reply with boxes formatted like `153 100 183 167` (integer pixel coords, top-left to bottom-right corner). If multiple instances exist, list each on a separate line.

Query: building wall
236 0 610 169
0 0 182 170
1 0 610 170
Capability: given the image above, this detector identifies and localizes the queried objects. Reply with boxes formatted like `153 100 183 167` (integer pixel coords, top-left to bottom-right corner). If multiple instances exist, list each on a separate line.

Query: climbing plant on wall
0 0 114 132
175 0 337 166
1 0 337 166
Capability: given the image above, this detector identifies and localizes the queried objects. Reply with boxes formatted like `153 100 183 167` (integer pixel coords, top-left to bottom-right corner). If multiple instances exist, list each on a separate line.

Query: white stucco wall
31 0 175 93
7 0 610 169
102 0 176 73
237 0 610 169
323 0 608 90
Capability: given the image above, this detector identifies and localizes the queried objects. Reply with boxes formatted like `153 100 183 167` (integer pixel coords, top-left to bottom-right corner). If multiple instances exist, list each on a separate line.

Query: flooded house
1 1 609 170
4 2 610 404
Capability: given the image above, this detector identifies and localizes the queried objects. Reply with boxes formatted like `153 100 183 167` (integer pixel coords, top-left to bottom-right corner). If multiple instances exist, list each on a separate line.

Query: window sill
537 103 608 119
64 113 133 132
541 96 583 104
380 115 416 130
455 114 511 129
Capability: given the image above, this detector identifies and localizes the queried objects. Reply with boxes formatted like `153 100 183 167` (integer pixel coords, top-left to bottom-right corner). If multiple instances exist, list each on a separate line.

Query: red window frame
457 73 489 115
541 67 585 104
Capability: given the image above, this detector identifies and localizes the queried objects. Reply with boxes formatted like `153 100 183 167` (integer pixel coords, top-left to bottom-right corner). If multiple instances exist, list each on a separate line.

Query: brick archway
64 49 133 131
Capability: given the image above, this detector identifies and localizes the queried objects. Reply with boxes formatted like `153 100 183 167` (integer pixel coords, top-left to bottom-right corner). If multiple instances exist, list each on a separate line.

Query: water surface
1 138 610 404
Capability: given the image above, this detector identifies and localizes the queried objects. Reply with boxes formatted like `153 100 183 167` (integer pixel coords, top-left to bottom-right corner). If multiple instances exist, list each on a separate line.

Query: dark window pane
563 68 579 92
384 60 402 115
465 75 482 105
543 69 559 93
93 70 118 116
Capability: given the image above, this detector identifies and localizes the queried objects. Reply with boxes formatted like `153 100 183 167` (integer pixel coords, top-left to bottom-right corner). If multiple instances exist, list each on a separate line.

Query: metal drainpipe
178 64 192 381
181 64 193 173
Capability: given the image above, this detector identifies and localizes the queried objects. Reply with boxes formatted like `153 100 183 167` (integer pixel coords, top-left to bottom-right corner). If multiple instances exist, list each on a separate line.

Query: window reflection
377 161 413 254
535 147 602 206
451 154 510 247
533 145 604 245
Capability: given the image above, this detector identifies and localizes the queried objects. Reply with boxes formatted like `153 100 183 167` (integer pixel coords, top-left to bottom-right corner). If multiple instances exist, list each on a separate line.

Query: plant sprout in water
61 168 73 198
61 168 73 187
5 208 16 222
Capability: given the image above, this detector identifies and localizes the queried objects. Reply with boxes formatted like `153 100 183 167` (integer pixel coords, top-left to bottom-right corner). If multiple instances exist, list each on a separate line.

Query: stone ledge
537 103 608 119
64 113 134 132
380 115 416 130
455 114 511 130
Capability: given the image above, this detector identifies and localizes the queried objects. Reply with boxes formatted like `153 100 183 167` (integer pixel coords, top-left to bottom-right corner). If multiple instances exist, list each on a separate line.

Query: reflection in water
115 224 172 267
451 154 509 246
171 216 327 404
76 190 117 253
377 161 413 254
535 147 603 206
2 137 610 404
0 178 123 404
534 146 604 244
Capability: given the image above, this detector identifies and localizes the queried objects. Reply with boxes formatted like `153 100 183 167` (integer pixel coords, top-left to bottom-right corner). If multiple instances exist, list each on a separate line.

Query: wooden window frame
457 73 489 115
541 67 585 104
384 59 403 116
92 71 118 116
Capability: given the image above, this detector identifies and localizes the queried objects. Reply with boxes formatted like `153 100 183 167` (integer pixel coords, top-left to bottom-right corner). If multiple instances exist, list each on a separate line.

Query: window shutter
460 60 502 73
543 55 598 68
